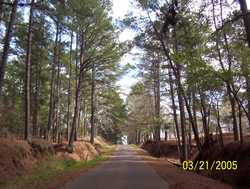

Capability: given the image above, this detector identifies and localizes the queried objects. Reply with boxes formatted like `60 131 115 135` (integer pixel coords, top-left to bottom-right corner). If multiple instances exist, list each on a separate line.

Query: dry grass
0 136 113 189
0 138 35 184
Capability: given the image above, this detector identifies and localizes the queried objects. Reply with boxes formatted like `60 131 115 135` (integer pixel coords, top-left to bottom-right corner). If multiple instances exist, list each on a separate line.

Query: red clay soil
0 137 56 185
141 134 250 188
0 138 35 184
135 147 233 189
141 140 179 159
195 142 250 187
55 140 99 161
0 136 110 189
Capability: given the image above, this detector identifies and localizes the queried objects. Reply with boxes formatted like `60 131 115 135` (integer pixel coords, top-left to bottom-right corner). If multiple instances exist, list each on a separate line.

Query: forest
0 0 250 189
126 0 250 159
0 0 128 146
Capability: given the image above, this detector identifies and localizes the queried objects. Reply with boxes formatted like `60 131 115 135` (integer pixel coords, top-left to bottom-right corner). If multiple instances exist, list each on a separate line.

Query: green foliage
0 0 126 142
124 0 250 146
130 82 145 95
98 89 127 143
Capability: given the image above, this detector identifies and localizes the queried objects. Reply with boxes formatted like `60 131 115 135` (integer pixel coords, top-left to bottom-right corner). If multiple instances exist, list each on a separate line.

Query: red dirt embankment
195 142 250 187
0 136 106 185
135 147 232 189
142 140 179 159
0 138 54 184
141 134 250 188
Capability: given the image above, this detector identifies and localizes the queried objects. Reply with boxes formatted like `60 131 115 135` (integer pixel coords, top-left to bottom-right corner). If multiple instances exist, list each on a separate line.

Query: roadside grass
129 144 139 148
0 146 115 189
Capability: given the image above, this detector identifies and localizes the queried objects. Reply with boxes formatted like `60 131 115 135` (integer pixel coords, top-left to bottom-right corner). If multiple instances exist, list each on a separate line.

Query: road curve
61 145 169 189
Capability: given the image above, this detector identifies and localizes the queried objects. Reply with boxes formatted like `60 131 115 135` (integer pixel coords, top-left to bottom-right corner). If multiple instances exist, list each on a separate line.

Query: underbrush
141 140 179 158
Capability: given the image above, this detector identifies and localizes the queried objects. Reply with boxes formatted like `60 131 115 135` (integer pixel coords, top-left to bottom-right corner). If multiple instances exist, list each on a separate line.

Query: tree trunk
32 63 39 137
90 62 96 144
153 60 161 142
216 103 224 148
0 0 19 95
166 41 201 153
83 99 87 137
0 0 3 22
219 0 239 140
66 31 73 141
199 90 210 142
238 0 250 127
24 0 35 141
238 102 243 144
68 71 83 149
239 0 250 47
228 86 239 141
149 8 202 152
68 31 84 149
75 32 79 94
168 68 181 158
73 32 79 141
177 75 188 161
55 32 62 143
47 22 59 140
75 99 82 141
192 91 198 139
174 57 188 160
138 129 141 144
173 28 187 161
213 0 239 141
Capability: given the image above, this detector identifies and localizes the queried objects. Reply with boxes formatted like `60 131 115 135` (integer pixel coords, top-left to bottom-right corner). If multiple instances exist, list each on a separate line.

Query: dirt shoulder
0 137 115 189
134 147 233 189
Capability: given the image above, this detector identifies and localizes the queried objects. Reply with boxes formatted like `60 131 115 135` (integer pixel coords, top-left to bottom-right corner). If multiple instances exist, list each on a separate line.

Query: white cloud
116 46 144 101
119 28 136 42
247 0 250 7
111 0 141 101
117 76 138 101
112 0 131 19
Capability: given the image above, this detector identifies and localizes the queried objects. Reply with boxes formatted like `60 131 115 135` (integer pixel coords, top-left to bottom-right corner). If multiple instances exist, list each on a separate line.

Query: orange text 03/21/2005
182 160 238 171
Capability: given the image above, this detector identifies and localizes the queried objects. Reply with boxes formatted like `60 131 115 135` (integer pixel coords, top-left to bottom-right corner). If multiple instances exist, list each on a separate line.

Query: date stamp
182 160 237 171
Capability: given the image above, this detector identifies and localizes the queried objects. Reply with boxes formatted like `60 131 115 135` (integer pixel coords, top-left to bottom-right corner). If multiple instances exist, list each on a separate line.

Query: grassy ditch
129 144 139 148
0 146 115 189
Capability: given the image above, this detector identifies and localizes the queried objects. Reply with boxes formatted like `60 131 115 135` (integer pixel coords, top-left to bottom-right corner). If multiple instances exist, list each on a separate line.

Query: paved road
62 145 169 189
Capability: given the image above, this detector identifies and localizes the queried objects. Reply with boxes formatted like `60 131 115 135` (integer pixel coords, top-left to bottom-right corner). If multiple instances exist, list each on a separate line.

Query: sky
112 0 250 102
116 49 140 100
112 0 139 101
19 0 250 103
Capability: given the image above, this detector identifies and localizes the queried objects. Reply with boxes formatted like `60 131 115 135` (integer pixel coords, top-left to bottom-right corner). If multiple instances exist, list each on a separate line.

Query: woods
0 0 250 165
0 0 127 148
125 0 250 162
1 0 250 188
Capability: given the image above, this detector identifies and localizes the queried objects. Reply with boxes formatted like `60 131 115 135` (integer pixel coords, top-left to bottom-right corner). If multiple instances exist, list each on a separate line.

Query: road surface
62 145 169 189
